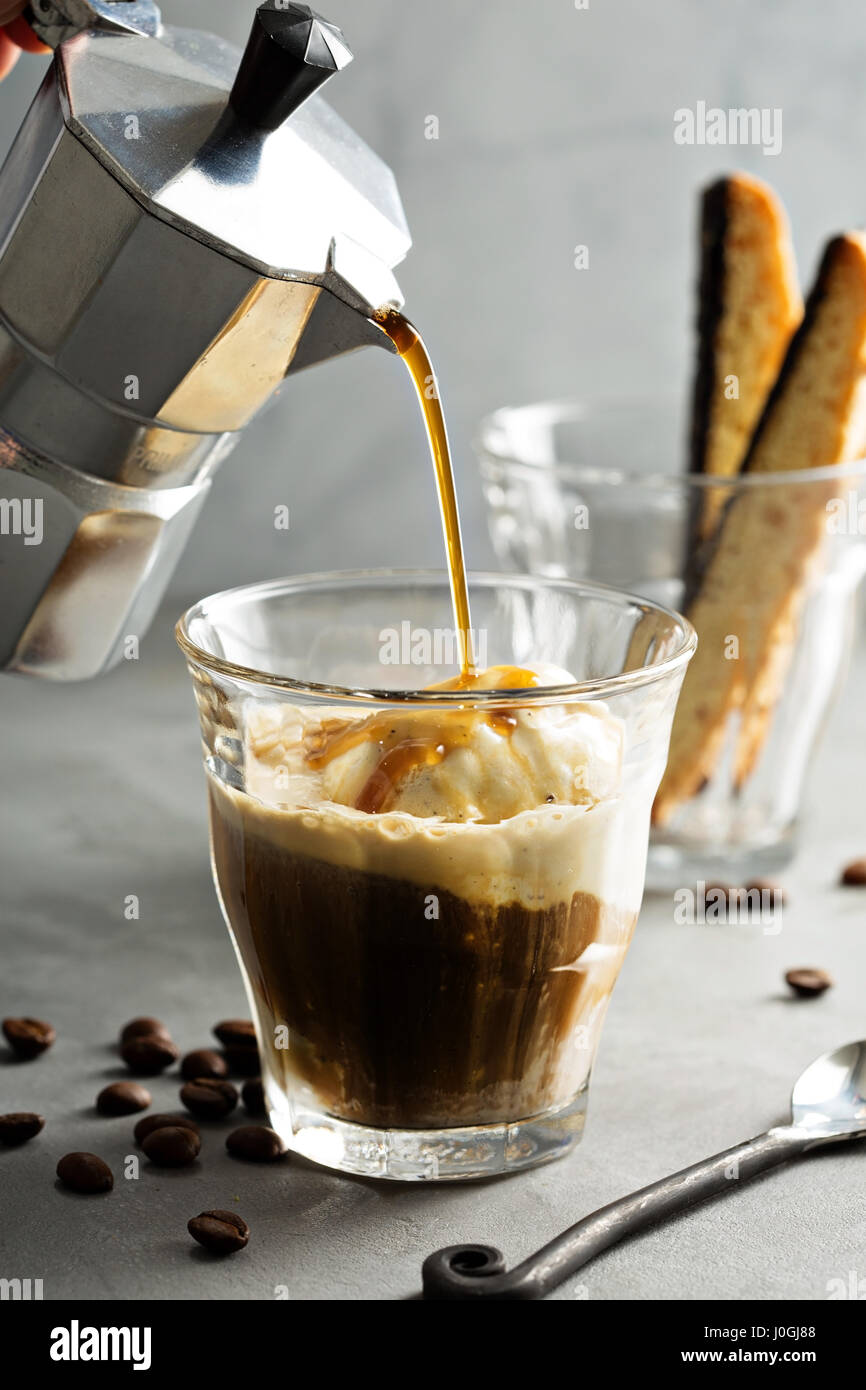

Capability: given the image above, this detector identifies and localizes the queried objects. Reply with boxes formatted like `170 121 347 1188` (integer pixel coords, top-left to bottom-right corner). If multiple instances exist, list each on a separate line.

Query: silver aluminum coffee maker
0 0 410 679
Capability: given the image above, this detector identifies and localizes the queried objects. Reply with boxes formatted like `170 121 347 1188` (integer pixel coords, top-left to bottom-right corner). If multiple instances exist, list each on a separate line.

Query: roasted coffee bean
785 967 833 998
119 1016 171 1045
180 1078 238 1120
134 1112 200 1146
96 1082 151 1116
180 1049 228 1081
120 1034 179 1075
2 1017 55 1060
188 1209 249 1255
142 1125 201 1167
0 1112 44 1145
841 858 866 886
241 1077 266 1118
226 1125 283 1162
213 1019 256 1049
746 879 787 906
223 1046 260 1078
700 882 784 919
57 1152 113 1194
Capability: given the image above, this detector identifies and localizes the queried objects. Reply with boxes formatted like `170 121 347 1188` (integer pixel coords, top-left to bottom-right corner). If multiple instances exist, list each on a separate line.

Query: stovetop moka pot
0 0 410 679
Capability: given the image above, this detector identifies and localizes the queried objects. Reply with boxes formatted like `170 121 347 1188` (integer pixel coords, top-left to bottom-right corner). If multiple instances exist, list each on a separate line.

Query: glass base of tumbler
268 1087 589 1182
645 828 797 893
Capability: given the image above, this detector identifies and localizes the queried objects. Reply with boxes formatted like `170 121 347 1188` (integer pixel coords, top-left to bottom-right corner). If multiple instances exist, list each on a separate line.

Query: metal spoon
422 1039 866 1300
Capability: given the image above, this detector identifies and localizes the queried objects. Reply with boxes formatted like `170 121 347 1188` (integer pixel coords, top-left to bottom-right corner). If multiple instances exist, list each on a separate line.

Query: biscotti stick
688 173 801 551
733 233 866 784
655 232 866 823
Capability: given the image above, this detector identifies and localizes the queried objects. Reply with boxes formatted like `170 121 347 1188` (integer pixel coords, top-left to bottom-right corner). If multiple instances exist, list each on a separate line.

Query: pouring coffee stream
303 306 539 816
305 304 545 818
375 309 476 679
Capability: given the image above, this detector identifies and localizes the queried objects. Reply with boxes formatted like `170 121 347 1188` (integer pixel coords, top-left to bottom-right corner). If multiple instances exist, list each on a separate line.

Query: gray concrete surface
1 610 864 1301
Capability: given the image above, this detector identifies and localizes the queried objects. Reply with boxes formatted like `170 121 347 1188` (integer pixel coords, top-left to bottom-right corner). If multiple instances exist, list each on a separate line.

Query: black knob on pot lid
229 2 354 133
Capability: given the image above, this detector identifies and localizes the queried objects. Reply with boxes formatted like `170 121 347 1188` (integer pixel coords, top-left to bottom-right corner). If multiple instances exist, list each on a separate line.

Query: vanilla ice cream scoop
244 664 624 825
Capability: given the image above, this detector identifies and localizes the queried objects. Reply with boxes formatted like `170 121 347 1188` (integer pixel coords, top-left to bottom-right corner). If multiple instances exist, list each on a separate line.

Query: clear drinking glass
177 570 695 1181
477 400 866 885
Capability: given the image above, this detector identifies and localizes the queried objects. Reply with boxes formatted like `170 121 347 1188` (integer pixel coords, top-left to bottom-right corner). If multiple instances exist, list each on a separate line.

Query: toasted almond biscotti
655 232 866 824
688 174 801 553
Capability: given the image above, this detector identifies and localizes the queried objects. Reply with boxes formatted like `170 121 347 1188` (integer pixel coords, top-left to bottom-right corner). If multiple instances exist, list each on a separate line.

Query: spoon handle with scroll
422 1125 817 1300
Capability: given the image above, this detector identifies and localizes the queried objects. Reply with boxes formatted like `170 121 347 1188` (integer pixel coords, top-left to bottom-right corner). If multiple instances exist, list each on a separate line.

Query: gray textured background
3 0 866 1305
4 0 866 601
